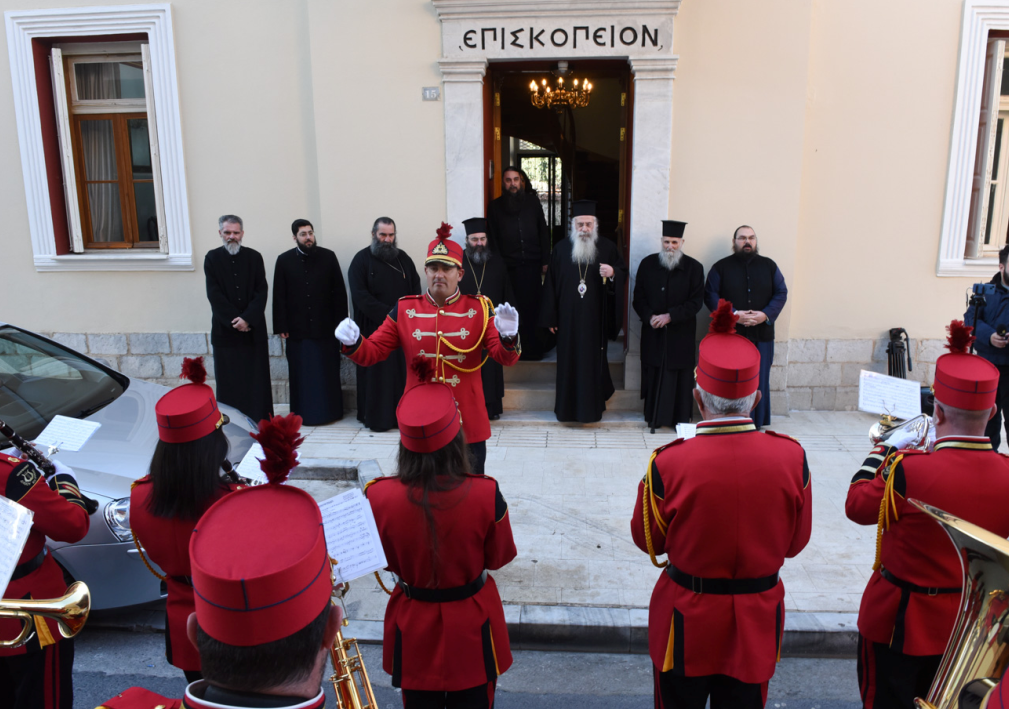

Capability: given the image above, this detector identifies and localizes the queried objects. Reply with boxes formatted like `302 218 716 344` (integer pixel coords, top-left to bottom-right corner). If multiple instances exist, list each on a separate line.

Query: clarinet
0 419 56 477
0 418 99 514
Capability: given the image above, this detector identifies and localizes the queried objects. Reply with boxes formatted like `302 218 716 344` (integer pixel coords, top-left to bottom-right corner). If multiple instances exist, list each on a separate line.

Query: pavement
95 409 957 657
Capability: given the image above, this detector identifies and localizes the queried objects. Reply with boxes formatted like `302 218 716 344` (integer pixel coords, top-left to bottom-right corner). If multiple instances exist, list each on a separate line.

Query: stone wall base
40 332 937 414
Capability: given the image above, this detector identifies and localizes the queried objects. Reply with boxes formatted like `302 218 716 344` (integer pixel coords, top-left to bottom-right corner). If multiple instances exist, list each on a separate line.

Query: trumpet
0 581 90 648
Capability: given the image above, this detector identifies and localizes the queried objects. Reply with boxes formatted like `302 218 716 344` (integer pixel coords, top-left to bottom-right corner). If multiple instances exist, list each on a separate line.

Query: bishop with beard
347 217 422 431
632 221 704 429
541 200 628 423
459 217 515 420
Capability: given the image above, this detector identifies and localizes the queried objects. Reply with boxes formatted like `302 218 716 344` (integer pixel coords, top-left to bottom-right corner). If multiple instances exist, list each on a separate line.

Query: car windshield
0 326 127 445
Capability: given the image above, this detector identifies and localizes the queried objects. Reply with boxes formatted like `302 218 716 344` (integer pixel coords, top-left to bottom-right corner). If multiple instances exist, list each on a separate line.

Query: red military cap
426 222 464 268
696 300 761 399
397 357 462 452
189 414 333 647
155 357 225 444
933 320 998 410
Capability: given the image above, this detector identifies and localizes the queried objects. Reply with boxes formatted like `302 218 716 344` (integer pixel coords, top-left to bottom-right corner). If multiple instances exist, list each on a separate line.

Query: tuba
909 501 1009 709
869 413 934 452
0 581 90 648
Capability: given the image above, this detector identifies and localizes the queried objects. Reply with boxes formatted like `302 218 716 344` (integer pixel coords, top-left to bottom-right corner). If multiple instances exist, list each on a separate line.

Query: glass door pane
79 118 124 243
128 118 158 242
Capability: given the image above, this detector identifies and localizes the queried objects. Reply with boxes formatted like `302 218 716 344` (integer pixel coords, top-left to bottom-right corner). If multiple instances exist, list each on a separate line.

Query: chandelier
529 75 592 110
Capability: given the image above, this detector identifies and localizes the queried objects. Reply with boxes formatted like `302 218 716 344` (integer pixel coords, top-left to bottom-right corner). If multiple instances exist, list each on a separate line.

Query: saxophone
328 569 378 709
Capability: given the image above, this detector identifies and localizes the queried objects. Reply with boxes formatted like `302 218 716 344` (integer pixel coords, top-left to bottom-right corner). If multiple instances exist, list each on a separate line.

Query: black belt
665 565 779 595
11 549 46 581
879 567 960 596
398 571 487 602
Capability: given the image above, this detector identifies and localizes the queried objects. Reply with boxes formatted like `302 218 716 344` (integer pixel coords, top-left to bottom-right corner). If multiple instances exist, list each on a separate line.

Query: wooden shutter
141 44 168 254
49 48 84 253
967 39 1005 258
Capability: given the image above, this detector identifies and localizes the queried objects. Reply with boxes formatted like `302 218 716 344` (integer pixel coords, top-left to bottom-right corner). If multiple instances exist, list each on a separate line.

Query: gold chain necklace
465 254 487 296
576 259 589 298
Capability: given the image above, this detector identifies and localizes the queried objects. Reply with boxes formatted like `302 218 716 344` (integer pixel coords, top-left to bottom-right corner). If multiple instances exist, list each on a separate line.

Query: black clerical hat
572 200 596 218
463 218 488 236
662 220 687 239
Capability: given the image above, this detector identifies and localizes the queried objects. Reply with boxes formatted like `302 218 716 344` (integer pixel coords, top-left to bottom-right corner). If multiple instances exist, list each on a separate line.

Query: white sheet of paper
319 489 388 585
675 423 697 440
858 370 923 420
235 443 269 484
0 497 34 597
33 415 100 453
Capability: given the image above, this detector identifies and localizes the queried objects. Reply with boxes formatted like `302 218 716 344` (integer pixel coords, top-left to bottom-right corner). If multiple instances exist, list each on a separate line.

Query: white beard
223 241 241 256
570 225 599 265
659 249 683 271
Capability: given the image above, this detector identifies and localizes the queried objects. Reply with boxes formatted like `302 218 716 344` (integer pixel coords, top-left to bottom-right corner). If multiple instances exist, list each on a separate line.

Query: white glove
52 460 76 479
883 427 920 451
335 318 361 347
495 302 519 338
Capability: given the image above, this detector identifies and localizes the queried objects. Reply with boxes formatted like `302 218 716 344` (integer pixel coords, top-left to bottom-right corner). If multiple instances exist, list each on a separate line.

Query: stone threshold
91 605 858 659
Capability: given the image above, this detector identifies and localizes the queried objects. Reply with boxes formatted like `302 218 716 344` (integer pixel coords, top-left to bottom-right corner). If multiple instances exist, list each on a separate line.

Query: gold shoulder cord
642 450 669 569
374 571 394 595
872 452 904 572
128 480 168 582
442 296 491 373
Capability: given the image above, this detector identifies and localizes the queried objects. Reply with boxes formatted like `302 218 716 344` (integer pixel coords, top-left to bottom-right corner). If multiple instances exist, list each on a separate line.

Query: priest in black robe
273 219 348 425
459 217 515 420
541 201 628 423
632 220 704 430
487 166 551 360
204 215 274 423
347 217 421 431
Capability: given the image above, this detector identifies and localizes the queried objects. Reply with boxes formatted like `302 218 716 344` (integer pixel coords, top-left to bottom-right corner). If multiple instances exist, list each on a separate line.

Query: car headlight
104 497 132 542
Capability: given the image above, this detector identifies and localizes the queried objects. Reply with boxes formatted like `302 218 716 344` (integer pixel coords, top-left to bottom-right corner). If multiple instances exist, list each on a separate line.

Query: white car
0 323 257 610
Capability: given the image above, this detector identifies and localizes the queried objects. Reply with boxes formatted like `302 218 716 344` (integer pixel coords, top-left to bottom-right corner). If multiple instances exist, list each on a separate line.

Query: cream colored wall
668 0 814 343
790 0 968 341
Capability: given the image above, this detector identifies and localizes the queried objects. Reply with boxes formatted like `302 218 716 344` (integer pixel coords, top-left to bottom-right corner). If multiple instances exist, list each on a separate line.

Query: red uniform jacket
0 456 90 656
846 436 1009 656
630 419 812 684
365 473 517 691
129 477 237 671
343 290 519 444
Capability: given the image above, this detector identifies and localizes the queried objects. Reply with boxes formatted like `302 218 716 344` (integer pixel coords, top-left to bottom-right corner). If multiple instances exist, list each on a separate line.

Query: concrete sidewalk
273 409 919 656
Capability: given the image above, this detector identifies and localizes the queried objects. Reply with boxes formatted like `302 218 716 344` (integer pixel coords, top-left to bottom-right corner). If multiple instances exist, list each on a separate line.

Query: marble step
502 384 640 411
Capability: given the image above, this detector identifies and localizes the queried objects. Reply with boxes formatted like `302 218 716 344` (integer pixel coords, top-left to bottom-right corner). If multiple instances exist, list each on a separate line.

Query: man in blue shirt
964 243 1009 449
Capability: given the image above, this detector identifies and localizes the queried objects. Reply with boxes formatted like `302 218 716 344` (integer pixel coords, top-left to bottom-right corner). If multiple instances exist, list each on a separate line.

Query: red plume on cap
945 319 976 354
180 356 208 385
436 222 452 240
410 354 435 384
250 414 304 485
708 299 739 335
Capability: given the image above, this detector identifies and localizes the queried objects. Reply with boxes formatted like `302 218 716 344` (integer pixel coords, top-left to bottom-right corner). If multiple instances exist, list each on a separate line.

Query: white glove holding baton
495 303 520 338
335 318 361 347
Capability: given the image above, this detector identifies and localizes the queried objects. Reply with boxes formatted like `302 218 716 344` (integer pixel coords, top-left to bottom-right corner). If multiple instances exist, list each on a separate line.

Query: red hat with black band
695 300 761 399
155 357 226 444
933 320 999 410
397 356 462 453
189 414 334 647
426 222 464 268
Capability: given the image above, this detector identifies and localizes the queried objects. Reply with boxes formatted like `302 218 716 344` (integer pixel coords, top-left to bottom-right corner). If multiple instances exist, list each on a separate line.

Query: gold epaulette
362 476 390 494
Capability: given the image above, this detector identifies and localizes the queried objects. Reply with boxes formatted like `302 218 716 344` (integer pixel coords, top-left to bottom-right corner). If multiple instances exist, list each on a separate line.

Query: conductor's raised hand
335 318 361 346
495 303 519 338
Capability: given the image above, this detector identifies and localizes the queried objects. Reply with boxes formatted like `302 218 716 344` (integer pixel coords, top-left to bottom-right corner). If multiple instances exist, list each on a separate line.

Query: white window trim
4 4 192 271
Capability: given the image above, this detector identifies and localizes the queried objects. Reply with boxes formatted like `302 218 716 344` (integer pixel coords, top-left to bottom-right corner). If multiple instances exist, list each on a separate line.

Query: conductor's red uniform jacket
365 473 517 691
0 456 90 656
846 436 1009 656
630 419 812 684
129 477 237 671
343 290 519 444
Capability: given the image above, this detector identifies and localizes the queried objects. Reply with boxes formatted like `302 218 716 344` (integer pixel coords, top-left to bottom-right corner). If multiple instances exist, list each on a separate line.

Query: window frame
4 5 193 272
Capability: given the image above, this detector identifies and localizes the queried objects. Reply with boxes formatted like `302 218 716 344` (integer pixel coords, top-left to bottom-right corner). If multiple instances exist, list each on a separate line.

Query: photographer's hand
991 332 1008 349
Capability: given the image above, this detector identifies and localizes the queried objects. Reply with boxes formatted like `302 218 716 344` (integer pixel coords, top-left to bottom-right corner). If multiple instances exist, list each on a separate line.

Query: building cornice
432 0 680 21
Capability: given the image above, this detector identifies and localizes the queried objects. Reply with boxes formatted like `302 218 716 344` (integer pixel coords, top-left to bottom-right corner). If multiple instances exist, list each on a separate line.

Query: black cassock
459 253 514 418
204 246 274 423
632 253 704 428
348 247 421 431
540 238 627 423
273 246 348 426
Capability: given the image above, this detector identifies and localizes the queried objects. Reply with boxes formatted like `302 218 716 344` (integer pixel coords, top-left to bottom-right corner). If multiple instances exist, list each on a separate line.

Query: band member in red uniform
129 357 238 682
0 452 90 708
336 222 520 475
365 363 517 708
99 413 343 709
631 300 812 709
846 320 1009 709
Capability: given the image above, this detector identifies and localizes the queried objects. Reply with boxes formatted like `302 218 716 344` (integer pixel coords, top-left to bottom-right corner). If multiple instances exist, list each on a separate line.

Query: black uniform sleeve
632 259 652 323
668 259 704 325
240 251 269 327
272 254 288 335
331 252 349 323
204 252 241 327
349 252 395 324
535 201 551 266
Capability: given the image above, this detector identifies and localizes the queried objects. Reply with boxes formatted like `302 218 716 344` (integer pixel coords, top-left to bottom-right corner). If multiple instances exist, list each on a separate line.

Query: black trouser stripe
392 626 403 688
672 609 685 677
481 619 497 683
891 589 911 654
775 602 783 659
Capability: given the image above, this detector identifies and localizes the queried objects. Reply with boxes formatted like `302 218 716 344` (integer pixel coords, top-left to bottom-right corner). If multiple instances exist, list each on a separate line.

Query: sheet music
319 489 387 585
0 497 33 597
858 370 922 420
675 423 697 440
34 415 100 452
234 443 269 484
